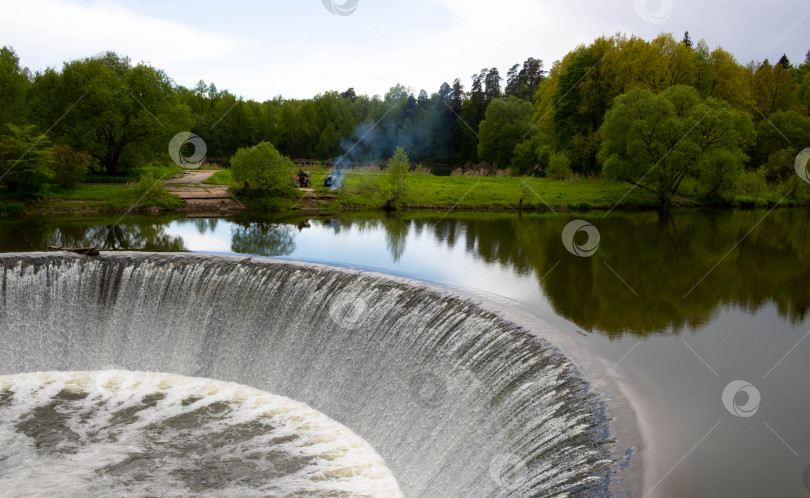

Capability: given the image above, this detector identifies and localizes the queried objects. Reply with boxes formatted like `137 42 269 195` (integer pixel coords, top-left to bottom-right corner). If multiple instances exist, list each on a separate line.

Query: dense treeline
1 31 809 206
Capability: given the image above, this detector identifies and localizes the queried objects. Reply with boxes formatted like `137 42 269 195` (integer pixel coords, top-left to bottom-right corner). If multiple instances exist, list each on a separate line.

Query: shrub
387 146 409 201
547 151 573 180
49 144 89 188
127 173 182 209
762 147 797 183
0 201 24 216
230 141 295 197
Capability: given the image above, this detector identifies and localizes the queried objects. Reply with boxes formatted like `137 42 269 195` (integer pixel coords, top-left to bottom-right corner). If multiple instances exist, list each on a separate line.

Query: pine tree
417 89 430 109
484 68 502 103
340 87 356 103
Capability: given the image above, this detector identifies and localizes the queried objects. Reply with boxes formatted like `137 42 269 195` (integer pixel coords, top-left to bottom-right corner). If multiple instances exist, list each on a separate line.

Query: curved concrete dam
0 252 617 496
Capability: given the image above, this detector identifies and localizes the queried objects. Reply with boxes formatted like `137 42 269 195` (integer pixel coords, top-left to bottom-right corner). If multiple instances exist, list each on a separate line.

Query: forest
1 31 809 206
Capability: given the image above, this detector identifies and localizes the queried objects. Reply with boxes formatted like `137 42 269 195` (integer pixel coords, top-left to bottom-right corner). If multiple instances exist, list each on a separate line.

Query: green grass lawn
203 169 235 185
44 182 183 212
338 173 659 210
83 163 184 183
335 172 808 211
49 184 131 200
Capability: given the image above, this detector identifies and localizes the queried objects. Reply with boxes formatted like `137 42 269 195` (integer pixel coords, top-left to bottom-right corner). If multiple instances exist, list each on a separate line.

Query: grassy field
31 181 182 215
83 163 184 183
337 172 660 210
211 167 806 212
337 171 809 211
49 184 131 201
203 169 235 185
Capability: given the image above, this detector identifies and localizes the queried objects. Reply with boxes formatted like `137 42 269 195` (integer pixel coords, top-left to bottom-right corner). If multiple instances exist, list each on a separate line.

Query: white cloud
203 0 622 100
1 0 807 101
0 0 239 68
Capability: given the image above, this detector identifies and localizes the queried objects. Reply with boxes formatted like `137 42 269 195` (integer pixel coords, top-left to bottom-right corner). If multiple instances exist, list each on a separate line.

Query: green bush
0 201 24 216
231 141 295 197
739 167 768 196
762 147 798 183
127 173 182 209
547 151 573 180
387 146 409 201
49 144 89 188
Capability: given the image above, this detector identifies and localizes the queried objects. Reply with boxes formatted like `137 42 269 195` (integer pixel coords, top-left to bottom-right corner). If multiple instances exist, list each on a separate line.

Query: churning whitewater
0 371 401 497
0 252 614 497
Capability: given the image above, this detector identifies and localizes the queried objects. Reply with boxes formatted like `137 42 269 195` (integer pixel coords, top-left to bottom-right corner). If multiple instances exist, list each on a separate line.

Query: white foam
0 371 402 497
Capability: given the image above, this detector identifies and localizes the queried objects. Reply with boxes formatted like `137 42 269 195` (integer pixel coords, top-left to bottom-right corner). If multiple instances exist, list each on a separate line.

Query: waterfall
0 252 614 497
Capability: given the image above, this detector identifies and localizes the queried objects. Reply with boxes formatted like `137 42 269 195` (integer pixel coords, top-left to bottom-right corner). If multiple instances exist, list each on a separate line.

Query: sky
1 0 808 101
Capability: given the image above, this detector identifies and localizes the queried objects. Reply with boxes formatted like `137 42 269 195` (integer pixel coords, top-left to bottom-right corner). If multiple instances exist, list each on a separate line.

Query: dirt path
164 169 217 185
164 169 245 214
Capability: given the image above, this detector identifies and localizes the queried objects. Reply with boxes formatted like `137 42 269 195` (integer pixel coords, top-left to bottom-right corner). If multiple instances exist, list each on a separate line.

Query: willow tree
599 85 754 206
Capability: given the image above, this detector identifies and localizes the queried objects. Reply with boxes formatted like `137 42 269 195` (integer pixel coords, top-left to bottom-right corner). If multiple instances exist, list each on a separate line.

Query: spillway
0 252 615 496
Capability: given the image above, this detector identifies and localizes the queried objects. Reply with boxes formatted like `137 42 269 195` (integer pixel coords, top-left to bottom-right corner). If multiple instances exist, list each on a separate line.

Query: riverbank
2 168 807 218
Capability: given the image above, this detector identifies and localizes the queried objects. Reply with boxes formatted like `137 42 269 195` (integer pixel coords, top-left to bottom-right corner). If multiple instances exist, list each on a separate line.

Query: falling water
0 371 401 496
0 253 614 497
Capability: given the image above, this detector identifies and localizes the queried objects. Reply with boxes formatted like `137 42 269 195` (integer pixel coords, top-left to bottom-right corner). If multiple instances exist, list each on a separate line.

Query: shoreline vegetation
1 30 809 218
5 162 806 219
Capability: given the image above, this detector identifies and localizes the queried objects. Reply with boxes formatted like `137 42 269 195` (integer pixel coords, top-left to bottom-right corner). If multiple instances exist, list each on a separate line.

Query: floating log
48 245 100 256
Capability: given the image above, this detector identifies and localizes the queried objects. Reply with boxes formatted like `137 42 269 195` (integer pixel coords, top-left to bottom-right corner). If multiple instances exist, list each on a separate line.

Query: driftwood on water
47 246 100 256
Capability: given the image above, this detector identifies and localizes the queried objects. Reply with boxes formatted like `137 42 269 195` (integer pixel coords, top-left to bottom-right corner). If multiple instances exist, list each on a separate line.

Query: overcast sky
1 0 808 101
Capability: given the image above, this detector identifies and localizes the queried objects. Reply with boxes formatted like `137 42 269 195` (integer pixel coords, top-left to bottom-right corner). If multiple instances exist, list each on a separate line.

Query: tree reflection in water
337 209 810 337
230 221 295 257
0 217 186 252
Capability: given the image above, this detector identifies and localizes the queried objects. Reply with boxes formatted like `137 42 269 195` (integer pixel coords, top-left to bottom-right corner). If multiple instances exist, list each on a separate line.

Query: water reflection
231 222 296 257
408 210 810 337
1 209 807 337
0 217 187 252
